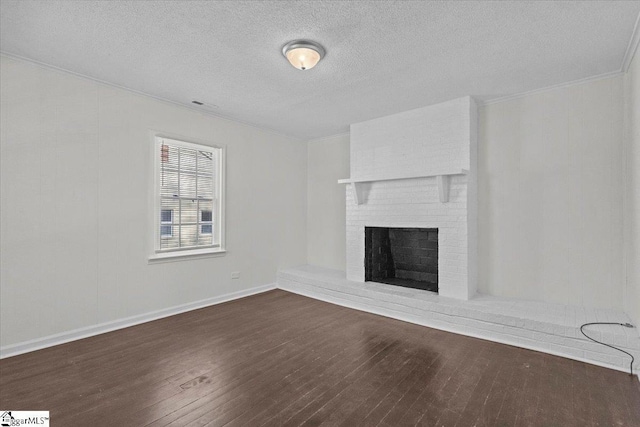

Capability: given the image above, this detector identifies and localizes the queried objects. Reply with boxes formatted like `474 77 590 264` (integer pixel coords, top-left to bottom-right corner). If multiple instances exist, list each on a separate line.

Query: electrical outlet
231 271 240 279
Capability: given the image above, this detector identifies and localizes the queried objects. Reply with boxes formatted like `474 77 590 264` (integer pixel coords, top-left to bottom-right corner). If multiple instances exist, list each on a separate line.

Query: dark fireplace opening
365 227 438 293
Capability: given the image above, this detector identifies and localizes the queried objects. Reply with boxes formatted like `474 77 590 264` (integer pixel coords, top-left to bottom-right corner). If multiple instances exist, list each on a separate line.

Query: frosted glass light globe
282 40 325 71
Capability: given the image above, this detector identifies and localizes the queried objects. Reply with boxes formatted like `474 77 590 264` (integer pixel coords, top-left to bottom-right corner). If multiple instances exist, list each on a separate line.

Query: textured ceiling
1 1 639 139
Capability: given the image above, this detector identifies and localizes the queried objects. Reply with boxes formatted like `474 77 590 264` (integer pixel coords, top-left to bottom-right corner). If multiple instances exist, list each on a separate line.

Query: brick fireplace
343 96 478 300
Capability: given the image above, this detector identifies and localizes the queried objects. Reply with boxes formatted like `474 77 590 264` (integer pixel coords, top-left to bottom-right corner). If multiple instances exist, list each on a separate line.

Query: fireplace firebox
364 227 438 293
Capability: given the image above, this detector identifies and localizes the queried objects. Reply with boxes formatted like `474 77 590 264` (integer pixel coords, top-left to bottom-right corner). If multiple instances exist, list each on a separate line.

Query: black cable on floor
580 322 635 376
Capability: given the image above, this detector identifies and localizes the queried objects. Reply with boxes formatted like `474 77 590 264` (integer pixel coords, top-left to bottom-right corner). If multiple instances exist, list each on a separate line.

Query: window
200 210 212 234
160 209 173 238
154 136 224 256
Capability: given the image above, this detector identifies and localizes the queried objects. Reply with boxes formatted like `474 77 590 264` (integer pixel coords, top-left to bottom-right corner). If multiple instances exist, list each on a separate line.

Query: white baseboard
0 283 276 359
278 283 638 378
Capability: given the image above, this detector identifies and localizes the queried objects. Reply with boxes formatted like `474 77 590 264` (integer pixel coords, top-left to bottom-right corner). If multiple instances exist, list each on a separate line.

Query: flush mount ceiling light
282 40 325 70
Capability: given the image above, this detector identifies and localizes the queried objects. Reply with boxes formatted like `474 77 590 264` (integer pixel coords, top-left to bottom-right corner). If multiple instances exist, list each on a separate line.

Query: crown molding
622 12 640 72
0 51 303 142
307 131 350 144
5 9 640 133
480 70 624 107
481 11 640 107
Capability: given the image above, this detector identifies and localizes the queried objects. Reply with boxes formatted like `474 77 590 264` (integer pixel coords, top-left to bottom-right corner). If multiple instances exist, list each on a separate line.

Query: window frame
149 132 226 262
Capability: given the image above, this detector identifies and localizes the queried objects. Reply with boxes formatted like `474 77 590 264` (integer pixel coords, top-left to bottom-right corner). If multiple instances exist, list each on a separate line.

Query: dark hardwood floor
1 290 639 426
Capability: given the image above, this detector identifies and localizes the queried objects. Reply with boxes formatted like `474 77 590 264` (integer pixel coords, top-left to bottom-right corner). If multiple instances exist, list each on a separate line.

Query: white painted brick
627 337 640 350
345 97 478 300
583 350 625 367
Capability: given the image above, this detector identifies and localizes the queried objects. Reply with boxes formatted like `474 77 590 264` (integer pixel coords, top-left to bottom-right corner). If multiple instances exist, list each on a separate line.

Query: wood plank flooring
1 290 639 426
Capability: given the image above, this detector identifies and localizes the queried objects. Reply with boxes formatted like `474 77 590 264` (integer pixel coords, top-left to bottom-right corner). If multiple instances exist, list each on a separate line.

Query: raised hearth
277 265 640 376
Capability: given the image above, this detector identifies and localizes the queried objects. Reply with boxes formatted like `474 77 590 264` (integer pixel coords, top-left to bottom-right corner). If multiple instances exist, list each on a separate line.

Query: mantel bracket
436 175 451 203
349 183 362 205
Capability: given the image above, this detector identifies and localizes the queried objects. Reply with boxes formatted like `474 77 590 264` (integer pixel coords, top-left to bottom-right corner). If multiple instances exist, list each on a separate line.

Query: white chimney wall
345 96 478 300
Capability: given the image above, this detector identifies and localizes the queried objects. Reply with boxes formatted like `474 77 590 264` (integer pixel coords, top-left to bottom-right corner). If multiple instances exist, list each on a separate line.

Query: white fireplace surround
341 96 478 300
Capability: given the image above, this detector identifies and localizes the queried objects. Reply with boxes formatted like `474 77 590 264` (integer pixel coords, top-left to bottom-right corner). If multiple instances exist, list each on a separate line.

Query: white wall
307 134 349 271
624 51 640 326
0 56 307 348
479 75 625 310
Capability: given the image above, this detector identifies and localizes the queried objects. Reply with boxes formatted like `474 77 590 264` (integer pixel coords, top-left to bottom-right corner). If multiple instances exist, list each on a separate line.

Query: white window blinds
156 137 221 252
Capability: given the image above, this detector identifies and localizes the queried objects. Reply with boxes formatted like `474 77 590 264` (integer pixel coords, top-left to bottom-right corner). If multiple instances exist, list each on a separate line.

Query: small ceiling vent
191 100 219 110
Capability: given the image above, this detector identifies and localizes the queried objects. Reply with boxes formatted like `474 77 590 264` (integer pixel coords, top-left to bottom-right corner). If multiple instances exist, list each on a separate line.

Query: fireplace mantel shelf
338 169 468 205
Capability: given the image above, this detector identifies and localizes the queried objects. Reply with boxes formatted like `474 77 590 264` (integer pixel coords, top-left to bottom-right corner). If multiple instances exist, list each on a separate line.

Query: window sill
148 248 226 264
